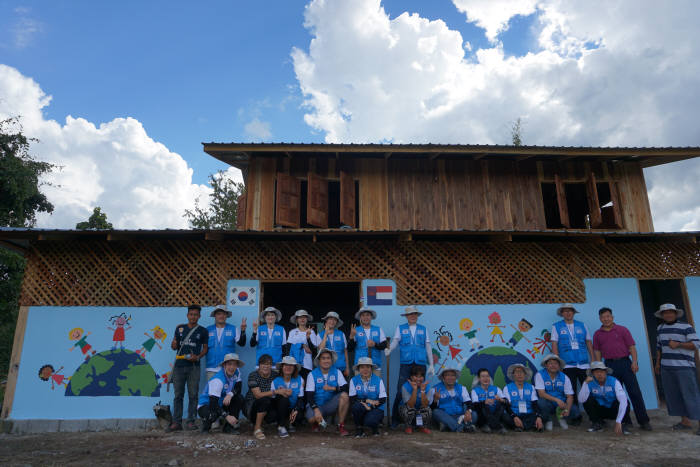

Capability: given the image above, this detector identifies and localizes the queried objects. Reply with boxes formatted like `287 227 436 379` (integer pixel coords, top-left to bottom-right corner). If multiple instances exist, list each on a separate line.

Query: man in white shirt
579 361 631 435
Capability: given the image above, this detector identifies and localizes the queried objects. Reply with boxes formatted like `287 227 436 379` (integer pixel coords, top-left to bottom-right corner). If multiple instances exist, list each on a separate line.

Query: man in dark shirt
167 304 208 431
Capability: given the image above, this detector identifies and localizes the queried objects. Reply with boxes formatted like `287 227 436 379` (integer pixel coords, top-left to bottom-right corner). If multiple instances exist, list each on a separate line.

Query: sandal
672 422 692 431
254 428 266 440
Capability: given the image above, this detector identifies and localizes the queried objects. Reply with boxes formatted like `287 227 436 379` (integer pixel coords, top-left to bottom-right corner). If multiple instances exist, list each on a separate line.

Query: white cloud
243 117 272 140
452 0 538 42
0 64 214 229
292 0 700 231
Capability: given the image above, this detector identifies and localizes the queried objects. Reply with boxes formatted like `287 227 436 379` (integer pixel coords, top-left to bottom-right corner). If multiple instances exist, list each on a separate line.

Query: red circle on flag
238 291 248 301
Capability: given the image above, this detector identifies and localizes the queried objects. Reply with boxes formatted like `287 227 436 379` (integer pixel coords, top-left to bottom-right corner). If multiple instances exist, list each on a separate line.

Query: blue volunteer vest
588 375 617 408
350 374 385 410
506 382 535 415
272 375 304 408
354 325 383 367
554 320 589 365
198 368 239 406
399 323 428 365
434 382 467 416
319 329 347 370
537 369 567 401
310 367 340 406
256 324 284 364
473 384 500 412
399 380 431 406
205 324 237 369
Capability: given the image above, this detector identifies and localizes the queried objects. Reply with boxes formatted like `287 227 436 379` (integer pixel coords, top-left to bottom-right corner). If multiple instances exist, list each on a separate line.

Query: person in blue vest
318 311 349 377
349 357 387 437
431 367 477 433
348 307 387 377
579 361 631 435
471 368 508 434
270 356 305 438
551 303 593 426
205 305 247 379
285 309 318 382
386 306 435 427
251 306 287 365
502 363 544 432
305 348 351 436
534 354 574 431
197 353 244 434
399 364 433 434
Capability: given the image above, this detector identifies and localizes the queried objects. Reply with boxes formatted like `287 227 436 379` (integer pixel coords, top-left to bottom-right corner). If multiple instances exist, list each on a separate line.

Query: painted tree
184 170 243 229
76 207 113 230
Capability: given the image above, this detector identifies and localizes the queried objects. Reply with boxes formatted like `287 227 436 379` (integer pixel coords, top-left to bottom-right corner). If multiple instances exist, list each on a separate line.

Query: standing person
197 353 245 434
205 305 247 379
579 361 631 435
349 357 387 437
286 309 318 382
251 306 286 365
502 364 544 432
271 356 305 438
386 306 435 427
244 354 279 440
471 368 508 434
348 307 387 377
551 303 593 425
534 354 573 431
593 306 652 431
305 348 350 436
168 304 208 432
654 303 700 434
318 311 350 377
398 364 433 434
431 367 476 433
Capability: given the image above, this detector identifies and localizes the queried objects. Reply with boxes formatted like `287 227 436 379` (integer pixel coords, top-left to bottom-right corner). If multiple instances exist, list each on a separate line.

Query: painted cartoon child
38 364 69 390
107 313 132 349
527 330 553 358
68 327 96 360
136 326 168 356
459 318 483 352
157 363 174 391
487 312 506 343
507 319 533 348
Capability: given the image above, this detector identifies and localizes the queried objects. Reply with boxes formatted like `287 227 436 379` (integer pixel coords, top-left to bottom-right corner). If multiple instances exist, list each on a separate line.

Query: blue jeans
392 363 425 425
172 364 201 424
432 408 477 432
605 357 650 425
351 401 385 428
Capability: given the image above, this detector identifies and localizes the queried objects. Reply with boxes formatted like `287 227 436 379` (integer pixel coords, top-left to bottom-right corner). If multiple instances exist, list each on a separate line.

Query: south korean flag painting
229 284 257 307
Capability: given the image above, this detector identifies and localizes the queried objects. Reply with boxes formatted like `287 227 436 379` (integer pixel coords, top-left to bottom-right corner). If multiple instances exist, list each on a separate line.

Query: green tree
0 117 56 393
511 117 523 146
76 207 113 230
184 170 244 229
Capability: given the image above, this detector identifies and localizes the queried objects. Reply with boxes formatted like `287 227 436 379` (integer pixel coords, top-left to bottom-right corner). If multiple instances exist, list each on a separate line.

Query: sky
0 0 699 231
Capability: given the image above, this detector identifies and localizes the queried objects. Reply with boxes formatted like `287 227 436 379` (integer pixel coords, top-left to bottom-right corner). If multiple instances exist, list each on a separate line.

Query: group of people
166 301 700 439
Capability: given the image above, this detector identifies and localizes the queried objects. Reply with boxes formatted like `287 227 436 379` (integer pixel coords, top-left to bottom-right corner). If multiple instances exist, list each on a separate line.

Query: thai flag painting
367 285 393 306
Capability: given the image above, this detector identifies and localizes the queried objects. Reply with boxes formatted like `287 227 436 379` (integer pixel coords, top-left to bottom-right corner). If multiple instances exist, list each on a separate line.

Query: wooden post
1 306 29 419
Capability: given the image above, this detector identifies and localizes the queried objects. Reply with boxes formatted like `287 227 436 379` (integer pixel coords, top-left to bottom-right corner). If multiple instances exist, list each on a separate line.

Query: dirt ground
1 409 699 466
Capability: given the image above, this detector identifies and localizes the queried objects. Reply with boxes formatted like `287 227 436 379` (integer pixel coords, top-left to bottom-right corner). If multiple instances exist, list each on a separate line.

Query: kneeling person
471 368 509 434
271 356 305 438
534 354 574 431
399 365 433 434
503 364 544 432
197 353 244 433
349 357 387 437
580 361 631 435
305 348 350 436
432 367 476 433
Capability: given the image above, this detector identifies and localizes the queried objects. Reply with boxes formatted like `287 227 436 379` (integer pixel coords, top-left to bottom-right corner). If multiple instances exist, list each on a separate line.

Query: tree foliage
511 117 523 146
76 207 114 230
184 170 244 229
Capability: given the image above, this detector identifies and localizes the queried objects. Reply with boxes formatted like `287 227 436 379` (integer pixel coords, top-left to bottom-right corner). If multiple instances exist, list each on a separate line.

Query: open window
541 173 622 229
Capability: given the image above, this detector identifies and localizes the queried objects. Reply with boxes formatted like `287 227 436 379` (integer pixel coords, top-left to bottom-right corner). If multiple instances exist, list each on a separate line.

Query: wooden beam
0 240 27 254
399 233 412 242
1 306 29 419
205 232 225 241
384 152 393 159
472 153 488 160
516 154 535 161
429 152 442 160
284 151 292 158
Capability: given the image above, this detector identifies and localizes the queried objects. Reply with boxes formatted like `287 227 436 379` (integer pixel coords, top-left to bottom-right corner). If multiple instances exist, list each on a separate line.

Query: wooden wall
242 155 654 232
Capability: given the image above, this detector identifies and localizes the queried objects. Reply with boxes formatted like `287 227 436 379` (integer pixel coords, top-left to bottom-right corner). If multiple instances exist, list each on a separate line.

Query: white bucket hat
556 303 579 316
321 311 344 328
352 356 378 373
437 367 460 381
259 306 282 323
221 353 244 367
540 354 566 369
587 361 613 377
401 305 422 317
290 309 312 325
654 303 684 319
314 348 338 367
210 304 232 318
507 363 533 382
354 307 377 321
276 355 301 372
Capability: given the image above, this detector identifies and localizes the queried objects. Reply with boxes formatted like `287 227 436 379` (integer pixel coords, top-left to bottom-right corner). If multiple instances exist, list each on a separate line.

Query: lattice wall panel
19 240 700 307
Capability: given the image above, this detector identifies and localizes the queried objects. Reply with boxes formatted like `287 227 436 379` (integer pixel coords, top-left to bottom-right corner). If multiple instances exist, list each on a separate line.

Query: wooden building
1 143 699 429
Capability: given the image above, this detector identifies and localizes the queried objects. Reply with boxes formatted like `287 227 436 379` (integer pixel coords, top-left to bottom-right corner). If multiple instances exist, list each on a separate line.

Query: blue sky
1 0 699 230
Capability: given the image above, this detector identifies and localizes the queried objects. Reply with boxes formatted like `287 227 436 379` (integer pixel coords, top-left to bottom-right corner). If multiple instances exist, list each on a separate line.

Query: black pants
583 398 631 424
605 357 650 425
248 396 291 426
503 412 539 431
198 394 244 429
475 402 508 429
563 367 586 420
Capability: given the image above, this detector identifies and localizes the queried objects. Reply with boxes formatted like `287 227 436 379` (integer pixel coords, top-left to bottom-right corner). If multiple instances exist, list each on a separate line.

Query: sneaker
514 427 523 432
588 423 603 432
200 421 211 433
278 426 289 438
622 424 632 435
405 426 413 434
288 425 296 433
355 429 367 438
438 422 447 432
464 423 476 433
211 420 221 430
166 423 182 433
419 427 432 434
480 425 492 433
498 427 508 435
545 421 553 432
639 423 652 432
372 427 380 436
558 418 568 430
185 421 198 431
338 424 350 437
